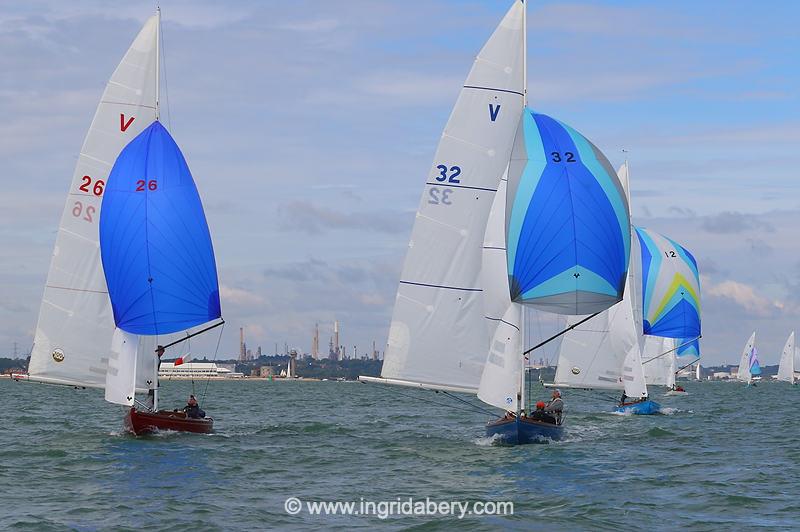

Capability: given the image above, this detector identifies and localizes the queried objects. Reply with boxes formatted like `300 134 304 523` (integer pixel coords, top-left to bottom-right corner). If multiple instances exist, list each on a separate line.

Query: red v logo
120 114 135 132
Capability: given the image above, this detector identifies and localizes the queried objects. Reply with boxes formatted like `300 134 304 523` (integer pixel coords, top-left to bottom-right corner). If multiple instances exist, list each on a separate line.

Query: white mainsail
643 337 675 387
737 331 756 383
777 331 795 383
27 16 158 391
379 1 525 391
552 274 638 391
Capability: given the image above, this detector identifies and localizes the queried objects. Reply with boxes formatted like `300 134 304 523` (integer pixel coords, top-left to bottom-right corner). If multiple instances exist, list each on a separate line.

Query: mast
522 0 527 106
518 306 526 415
152 6 161 410
155 6 161 121
517 0 528 418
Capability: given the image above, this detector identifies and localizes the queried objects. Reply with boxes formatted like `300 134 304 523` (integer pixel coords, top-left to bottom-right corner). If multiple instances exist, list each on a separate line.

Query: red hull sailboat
125 408 213 435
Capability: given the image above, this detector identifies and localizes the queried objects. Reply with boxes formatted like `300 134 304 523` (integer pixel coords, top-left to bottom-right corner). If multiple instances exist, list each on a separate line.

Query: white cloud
704 278 784 317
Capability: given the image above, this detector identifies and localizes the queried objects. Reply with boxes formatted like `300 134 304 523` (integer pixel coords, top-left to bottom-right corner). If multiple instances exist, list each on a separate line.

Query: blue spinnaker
676 337 700 361
100 120 221 335
750 347 762 376
636 228 701 338
505 108 630 315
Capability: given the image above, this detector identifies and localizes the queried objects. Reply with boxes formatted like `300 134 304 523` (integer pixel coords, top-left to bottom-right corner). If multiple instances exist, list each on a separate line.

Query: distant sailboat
737 332 757 385
777 332 797 384
635 228 701 400
16 10 223 434
360 0 632 444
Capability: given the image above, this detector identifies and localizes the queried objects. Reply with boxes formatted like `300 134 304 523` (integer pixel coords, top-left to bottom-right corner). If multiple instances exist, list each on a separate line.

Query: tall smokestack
334 320 340 359
239 327 245 361
312 323 319 360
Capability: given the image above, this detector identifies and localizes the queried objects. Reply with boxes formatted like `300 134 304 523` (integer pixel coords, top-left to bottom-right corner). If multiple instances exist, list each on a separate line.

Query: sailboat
635 228 701 400
551 164 701 414
777 332 797 384
737 332 757 385
360 0 632 445
15 10 223 435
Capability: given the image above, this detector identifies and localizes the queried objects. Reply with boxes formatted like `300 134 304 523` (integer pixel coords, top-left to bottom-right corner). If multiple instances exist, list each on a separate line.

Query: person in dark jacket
184 394 205 419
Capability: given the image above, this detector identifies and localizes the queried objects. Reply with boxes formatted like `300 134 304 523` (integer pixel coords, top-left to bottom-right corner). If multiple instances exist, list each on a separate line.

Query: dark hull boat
125 407 213 435
486 416 564 444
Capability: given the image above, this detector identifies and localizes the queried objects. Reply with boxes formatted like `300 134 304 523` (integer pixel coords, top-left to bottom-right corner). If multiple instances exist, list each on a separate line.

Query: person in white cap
543 389 564 424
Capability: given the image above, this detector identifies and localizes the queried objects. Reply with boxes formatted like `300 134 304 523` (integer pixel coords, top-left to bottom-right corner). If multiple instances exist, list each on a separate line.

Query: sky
1 0 798 365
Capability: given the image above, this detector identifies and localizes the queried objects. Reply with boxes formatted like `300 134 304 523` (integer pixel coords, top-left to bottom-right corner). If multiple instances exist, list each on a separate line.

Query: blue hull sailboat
487 416 564 444
362 0 633 445
615 399 661 415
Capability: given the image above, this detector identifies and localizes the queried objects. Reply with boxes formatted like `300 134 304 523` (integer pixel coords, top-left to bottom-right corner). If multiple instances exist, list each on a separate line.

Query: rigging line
523 309 604 356
370 383 490 417
159 14 172 130
440 391 497 417
676 356 701 374
200 321 225 407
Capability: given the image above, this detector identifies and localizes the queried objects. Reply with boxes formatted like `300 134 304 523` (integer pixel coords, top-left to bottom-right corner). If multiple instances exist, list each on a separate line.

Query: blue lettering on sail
489 104 501 122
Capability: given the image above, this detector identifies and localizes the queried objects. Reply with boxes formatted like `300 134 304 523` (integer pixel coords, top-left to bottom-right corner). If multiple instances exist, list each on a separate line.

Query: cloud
220 285 265 307
704 278 784 317
701 212 774 234
277 200 410 235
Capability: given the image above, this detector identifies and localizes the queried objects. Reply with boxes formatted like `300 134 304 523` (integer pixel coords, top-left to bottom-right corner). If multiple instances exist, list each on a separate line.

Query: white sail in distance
27 16 158 390
777 331 795 383
737 331 756 383
379 1 525 391
643 336 680 388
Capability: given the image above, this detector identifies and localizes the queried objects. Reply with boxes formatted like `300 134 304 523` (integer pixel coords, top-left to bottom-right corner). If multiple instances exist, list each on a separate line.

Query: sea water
1 378 798 530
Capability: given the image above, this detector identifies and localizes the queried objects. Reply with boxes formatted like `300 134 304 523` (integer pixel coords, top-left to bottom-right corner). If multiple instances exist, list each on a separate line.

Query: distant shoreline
0 374 358 382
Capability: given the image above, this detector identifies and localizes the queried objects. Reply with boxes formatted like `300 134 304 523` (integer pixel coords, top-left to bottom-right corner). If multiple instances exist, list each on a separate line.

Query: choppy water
2 378 798 530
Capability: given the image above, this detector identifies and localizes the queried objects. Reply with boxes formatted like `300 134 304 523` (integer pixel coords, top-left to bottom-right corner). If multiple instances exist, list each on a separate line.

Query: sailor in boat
542 389 564 424
526 390 563 424
184 395 206 419
619 392 648 406
672 384 685 392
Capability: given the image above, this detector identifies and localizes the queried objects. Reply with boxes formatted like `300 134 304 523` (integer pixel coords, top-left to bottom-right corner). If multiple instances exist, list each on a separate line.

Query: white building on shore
159 362 242 379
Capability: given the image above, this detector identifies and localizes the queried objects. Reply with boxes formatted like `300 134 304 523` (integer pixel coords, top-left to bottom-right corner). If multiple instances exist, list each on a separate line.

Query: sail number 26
135 180 158 191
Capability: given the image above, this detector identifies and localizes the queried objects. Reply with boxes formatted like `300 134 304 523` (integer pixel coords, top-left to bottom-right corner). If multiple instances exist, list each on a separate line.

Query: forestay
381 1 524 391
506 109 630 315
28 16 158 389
